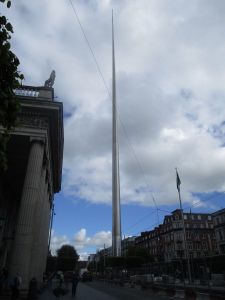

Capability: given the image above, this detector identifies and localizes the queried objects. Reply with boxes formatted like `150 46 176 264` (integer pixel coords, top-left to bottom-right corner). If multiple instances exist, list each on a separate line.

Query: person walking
71 273 79 297
27 277 37 300
11 272 21 300
59 272 64 287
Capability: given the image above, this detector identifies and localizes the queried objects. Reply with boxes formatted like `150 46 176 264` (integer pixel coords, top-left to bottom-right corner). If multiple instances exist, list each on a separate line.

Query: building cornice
16 88 63 193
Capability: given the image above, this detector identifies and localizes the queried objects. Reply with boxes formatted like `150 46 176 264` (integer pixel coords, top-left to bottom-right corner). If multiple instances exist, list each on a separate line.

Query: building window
187 232 191 239
202 242 207 250
188 242 193 250
219 230 223 240
184 214 187 220
208 215 212 221
175 214 179 220
198 215 201 220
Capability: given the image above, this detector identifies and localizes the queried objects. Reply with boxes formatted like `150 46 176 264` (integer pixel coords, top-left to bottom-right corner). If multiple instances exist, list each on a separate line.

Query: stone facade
0 85 63 289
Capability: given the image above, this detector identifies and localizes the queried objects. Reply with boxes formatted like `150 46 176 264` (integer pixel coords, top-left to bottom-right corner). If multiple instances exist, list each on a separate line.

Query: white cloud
4 0 225 209
50 230 70 256
50 229 112 258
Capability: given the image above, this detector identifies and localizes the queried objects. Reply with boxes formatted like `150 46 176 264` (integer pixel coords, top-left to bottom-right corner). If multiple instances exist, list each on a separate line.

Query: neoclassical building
0 84 63 288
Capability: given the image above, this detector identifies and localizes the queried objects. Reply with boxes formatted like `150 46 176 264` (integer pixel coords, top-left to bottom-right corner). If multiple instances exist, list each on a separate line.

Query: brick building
135 209 218 263
212 208 225 254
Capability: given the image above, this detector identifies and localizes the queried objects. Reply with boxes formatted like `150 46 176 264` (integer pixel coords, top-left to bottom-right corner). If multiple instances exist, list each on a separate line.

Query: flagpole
175 168 192 284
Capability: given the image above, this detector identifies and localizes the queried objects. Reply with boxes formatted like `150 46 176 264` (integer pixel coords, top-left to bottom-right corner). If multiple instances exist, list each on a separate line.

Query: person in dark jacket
27 277 37 300
11 273 21 300
71 273 79 297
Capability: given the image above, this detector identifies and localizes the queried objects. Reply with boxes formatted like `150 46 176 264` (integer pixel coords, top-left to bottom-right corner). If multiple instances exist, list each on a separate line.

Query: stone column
38 183 51 280
41 195 52 275
10 138 44 289
29 165 46 281
37 176 49 281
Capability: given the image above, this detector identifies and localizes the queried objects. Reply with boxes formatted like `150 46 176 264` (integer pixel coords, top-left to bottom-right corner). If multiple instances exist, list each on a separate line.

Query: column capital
30 137 46 145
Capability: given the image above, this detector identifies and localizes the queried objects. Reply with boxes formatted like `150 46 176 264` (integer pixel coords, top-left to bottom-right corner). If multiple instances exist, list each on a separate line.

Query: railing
14 87 39 97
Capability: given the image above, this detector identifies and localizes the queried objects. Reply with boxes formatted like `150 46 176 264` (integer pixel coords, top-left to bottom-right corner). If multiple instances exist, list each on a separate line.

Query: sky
3 0 225 260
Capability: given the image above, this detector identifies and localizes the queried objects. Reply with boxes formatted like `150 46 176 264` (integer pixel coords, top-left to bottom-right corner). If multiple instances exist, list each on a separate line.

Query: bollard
175 289 185 299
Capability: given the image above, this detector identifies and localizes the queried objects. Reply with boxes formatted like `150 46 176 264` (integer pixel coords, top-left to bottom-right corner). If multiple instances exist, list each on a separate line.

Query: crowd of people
53 271 79 297
0 269 22 300
0 268 80 299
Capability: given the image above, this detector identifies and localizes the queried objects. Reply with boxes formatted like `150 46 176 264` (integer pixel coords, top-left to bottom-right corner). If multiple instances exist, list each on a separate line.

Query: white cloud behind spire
3 1 225 257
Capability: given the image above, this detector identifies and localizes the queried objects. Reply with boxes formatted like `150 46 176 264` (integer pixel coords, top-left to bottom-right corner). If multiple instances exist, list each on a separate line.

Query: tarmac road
39 280 169 300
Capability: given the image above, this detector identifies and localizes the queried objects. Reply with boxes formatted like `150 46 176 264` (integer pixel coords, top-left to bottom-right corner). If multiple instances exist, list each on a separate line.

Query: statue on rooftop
44 70 56 87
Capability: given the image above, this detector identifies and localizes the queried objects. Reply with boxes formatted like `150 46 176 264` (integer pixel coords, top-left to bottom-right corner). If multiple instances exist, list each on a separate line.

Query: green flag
176 170 181 192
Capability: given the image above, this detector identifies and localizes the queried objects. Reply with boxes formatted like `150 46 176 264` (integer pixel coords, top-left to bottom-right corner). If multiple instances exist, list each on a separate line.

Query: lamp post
47 203 55 256
103 244 106 279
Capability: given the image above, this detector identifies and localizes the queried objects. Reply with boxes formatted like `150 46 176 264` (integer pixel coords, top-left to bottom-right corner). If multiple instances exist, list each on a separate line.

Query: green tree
106 256 125 268
87 261 96 272
0 0 24 170
125 246 154 268
56 244 79 271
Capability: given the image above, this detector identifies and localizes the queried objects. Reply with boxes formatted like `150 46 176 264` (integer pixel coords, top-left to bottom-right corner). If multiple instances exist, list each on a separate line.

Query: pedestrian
71 273 79 297
27 277 37 300
0 269 3 295
11 272 22 300
0 268 9 295
59 272 64 287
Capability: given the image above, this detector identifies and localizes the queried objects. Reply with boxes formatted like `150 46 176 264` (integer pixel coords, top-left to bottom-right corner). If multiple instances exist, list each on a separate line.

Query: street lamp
48 203 56 255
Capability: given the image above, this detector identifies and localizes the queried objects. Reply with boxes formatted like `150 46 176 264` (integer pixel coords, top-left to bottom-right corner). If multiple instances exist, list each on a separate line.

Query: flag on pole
176 169 181 192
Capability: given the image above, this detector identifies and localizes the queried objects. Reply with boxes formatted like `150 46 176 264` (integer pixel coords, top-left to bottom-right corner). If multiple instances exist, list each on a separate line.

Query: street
39 281 169 300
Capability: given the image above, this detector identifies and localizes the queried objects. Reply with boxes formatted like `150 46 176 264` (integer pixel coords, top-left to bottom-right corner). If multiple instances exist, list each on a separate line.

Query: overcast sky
3 0 225 260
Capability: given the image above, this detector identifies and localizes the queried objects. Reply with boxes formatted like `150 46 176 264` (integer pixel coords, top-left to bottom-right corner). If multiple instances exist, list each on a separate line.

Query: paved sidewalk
39 282 116 300
38 281 170 300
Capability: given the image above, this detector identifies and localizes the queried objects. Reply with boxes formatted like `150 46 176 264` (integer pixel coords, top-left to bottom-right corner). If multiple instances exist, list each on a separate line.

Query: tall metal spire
112 10 121 257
